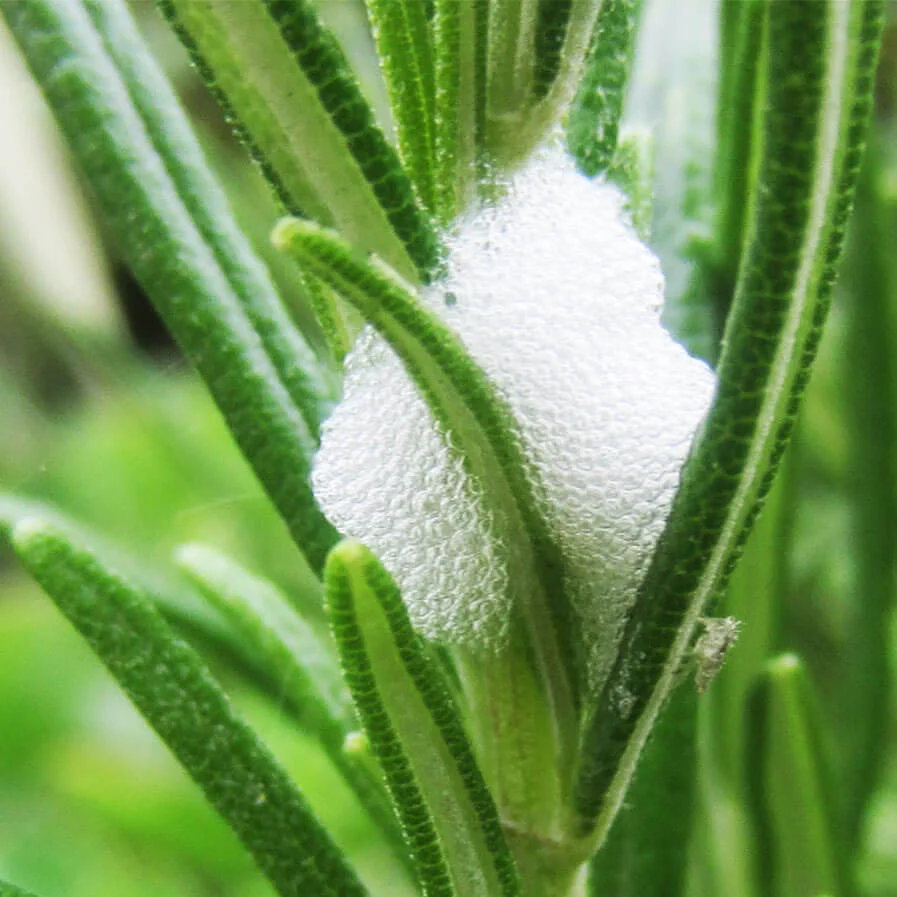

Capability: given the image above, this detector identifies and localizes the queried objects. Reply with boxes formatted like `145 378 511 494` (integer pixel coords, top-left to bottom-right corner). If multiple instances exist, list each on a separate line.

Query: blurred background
0 2 896 896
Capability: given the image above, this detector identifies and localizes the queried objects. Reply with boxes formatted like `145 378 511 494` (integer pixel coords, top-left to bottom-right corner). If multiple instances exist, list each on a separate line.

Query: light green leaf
745 655 847 897
9 516 368 897
364 0 437 214
567 0 644 177
692 457 794 897
325 540 519 897
485 0 602 170
174 543 409 864
575 0 884 841
487 0 540 118
175 543 353 736
273 218 580 754
1 0 340 572
433 0 483 221
158 0 440 282
836 136 897 845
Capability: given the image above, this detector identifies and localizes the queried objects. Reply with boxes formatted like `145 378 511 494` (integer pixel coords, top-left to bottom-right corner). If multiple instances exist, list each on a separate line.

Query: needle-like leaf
576 0 885 840
0 494 305 703
175 543 409 864
365 0 437 214
708 0 766 331
837 139 897 845
745 655 847 897
532 0 574 100
1 0 340 573
158 0 440 282
567 0 644 177
325 541 519 897
433 0 483 220
9 517 368 897
588 686 697 897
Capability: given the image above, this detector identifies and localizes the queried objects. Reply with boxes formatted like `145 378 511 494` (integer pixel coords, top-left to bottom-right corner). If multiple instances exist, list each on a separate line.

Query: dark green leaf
707 0 766 332
575 0 885 839
567 0 643 177
325 541 519 897
10 516 368 897
532 0 574 99
365 0 437 214
81 0 337 436
1 0 340 572
588 685 697 897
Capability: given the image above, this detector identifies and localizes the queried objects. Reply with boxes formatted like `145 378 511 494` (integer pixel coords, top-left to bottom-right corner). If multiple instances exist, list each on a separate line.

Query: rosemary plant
0 1 888 896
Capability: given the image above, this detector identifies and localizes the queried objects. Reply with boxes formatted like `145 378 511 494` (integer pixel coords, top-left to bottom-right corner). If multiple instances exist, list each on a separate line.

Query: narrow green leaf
174 543 410 864
745 655 847 897
0 494 305 702
837 137 897 845
433 0 481 221
705 448 793 788
0 880 39 897
159 0 440 282
487 0 539 117
588 685 698 897
175 544 352 736
325 540 519 897
365 0 437 214
273 219 580 759
690 458 795 897
532 0 574 100
10 517 368 897
567 0 644 177
576 0 885 840
304 272 360 365
1 0 340 572
79 0 337 436
707 0 766 332
485 0 602 170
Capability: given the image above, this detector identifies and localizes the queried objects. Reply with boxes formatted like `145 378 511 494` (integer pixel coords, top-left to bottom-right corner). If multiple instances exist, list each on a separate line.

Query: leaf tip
270 216 306 251
10 515 54 555
325 538 370 575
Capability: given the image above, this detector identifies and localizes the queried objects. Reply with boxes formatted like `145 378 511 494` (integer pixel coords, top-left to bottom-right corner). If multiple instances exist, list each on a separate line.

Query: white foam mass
313 147 717 687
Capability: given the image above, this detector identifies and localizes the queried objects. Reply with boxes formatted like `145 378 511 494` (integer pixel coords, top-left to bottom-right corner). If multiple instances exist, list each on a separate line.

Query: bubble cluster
312 146 716 688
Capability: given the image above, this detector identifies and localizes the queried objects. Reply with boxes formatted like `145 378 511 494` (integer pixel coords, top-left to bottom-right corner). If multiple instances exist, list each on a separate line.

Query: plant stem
503 831 588 897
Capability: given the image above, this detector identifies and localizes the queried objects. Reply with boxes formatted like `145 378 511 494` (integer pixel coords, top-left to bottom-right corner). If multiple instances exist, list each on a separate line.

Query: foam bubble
312 146 716 688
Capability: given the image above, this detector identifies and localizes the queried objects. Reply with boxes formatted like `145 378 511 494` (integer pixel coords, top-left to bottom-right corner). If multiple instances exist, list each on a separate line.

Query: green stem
505 837 588 897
